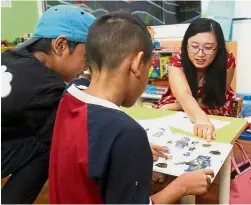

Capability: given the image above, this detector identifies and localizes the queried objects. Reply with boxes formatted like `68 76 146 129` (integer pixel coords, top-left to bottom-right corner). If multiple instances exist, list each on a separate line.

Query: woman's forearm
178 93 208 122
158 102 183 111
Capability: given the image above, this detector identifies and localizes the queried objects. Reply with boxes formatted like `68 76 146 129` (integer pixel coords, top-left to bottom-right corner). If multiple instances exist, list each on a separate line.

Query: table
123 107 247 204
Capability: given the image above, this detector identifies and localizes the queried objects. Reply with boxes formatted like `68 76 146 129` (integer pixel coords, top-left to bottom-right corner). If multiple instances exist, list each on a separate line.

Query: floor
2 139 251 204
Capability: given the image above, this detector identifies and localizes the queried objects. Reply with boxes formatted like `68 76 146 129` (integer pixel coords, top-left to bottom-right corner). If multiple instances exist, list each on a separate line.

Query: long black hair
181 18 227 108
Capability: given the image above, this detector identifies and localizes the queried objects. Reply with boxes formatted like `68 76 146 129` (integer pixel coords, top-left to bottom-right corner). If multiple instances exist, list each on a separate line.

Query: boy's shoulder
2 47 64 83
2 48 65 109
2 48 38 71
63 85 148 145
88 104 146 138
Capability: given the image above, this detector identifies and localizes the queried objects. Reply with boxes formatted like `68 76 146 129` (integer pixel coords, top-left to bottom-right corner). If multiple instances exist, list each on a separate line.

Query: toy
149 55 170 79
153 40 161 50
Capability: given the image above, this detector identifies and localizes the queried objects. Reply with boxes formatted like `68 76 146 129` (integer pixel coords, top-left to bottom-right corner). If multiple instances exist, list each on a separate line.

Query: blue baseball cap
18 5 96 49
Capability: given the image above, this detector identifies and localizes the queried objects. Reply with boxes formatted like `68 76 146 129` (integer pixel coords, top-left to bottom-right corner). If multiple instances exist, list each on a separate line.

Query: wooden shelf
153 49 178 53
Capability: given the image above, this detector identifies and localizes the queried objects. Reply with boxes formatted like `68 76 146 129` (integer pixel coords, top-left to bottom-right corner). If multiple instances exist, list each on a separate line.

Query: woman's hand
150 144 169 161
194 115 216 141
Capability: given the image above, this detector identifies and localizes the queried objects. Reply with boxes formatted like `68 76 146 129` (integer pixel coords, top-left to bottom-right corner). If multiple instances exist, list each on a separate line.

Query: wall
1 0 39 42
201 0 251 18
203 0 251 94
232 19 251 94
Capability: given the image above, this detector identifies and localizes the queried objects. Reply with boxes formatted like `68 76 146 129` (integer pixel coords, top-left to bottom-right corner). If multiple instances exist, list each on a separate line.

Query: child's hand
152 171 168 183
150 144 169 161
176 169 215 196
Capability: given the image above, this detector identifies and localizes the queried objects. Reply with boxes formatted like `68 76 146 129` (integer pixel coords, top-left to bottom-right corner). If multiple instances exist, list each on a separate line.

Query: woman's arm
158 102 183 111
168 66 207 122
168 66 215 140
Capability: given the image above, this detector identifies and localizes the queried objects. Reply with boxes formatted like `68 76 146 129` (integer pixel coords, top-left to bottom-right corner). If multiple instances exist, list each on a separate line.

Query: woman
156 18 236 141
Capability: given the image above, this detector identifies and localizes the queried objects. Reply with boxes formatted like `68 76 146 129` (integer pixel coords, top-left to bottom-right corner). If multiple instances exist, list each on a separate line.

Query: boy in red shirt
50 11 214 204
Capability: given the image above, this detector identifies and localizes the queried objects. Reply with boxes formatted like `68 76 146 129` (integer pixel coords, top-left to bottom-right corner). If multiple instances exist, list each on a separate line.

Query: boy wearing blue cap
50 11 214 204
1 5 95 204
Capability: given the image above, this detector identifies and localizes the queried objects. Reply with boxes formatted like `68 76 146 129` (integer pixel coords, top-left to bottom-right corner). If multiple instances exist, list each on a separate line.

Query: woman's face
187 32 218 71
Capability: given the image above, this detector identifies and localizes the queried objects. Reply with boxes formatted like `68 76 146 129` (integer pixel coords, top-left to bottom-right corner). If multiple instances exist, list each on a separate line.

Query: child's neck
85 72 126 107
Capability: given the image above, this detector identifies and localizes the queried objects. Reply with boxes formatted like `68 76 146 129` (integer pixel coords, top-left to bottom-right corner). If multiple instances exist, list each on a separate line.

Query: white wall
202 0 251 93
37 0 44 17
232 19 251 93
202 0 251 19
233 1 251 18
153 24 188 40
152 0 251 94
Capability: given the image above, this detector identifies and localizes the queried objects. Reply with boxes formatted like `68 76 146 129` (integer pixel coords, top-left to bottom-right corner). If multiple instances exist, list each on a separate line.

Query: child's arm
150 169 214 204
23 77 66 141
105 124 214 204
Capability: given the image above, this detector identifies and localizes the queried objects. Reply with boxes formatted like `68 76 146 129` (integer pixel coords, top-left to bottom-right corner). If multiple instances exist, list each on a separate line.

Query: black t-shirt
1 48 66 142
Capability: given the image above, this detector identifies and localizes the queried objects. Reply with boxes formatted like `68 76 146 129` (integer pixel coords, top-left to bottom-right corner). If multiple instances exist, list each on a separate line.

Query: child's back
50 85 153 203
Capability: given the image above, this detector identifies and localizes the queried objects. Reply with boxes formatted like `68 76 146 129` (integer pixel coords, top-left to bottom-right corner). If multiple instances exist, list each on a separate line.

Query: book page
154 112 230 134
137 117 232 180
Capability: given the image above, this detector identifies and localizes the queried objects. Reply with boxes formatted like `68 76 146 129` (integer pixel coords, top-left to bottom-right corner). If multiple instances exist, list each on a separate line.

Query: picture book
137 115 233 180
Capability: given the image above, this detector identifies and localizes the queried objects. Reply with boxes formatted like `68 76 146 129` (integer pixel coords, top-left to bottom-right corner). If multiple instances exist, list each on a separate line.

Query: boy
50 11 214 204
1 5 95 203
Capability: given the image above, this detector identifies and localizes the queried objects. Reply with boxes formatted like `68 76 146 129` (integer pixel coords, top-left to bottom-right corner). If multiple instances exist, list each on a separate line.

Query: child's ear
52 35 68 56
130 51 144 78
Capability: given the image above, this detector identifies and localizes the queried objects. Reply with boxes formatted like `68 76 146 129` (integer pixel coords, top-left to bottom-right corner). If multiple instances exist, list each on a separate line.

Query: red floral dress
156 51 236 116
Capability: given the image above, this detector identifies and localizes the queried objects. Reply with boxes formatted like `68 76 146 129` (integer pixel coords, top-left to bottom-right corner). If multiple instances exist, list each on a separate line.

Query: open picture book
136 112 233 180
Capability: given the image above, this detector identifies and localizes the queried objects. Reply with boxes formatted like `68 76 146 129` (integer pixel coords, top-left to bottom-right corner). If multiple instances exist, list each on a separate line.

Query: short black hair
27 38 80 54
86 10 153 70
